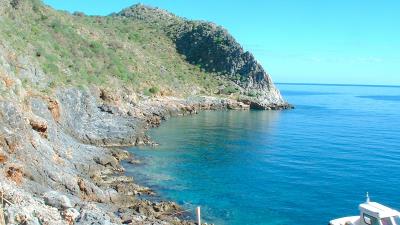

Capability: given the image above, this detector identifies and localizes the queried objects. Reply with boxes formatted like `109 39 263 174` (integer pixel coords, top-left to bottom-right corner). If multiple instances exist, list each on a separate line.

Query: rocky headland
116 4 291 110
0 1 291 224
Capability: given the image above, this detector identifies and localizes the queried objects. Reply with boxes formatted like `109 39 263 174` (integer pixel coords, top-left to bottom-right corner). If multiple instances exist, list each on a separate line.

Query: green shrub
149 86 159 94
48 81 56 88
32 0 42 11
128 32 142 43
109 55 131 81
143 89 152 96
44 53 58 63
40 14 48 21
73 11 85 17
247 91 258 97
221 85 239 95
35 47 44 57
43 63 59 75
50 20 63 33
89 41 104 54
214 36 225 45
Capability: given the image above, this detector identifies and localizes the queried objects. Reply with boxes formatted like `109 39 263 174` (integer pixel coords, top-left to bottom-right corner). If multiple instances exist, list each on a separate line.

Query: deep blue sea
125 84 400 225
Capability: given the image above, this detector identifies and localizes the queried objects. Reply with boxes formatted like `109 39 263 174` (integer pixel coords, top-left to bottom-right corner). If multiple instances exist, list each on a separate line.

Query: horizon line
275 82 400 88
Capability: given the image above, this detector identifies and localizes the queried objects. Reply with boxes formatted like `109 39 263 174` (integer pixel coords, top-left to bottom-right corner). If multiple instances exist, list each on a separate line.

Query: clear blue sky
43 0 400 85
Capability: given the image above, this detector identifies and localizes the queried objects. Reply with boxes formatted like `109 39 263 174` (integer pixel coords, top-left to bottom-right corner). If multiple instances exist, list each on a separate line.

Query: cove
125 84 400 225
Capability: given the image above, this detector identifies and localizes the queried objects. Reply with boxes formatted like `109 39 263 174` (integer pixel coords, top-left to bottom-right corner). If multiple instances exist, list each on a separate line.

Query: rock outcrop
116 4 292 109
0 41 206 224
0 40 243 223
172 22 287 108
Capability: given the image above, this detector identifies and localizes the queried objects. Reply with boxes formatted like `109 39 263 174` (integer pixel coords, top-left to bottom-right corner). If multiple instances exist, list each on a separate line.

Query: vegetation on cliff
0 0 288 108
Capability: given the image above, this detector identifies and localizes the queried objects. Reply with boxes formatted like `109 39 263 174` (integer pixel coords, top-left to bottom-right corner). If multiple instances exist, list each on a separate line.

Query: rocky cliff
117 4 290 109
0 40 239 224
0 0 290 224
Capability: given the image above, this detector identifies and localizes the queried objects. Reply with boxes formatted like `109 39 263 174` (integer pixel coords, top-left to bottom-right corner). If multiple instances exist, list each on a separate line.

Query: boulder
43 191 73 209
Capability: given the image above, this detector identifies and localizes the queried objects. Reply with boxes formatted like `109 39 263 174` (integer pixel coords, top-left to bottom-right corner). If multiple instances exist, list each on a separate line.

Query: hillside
0 1 290 224
0 0 289 109
116 4 289 109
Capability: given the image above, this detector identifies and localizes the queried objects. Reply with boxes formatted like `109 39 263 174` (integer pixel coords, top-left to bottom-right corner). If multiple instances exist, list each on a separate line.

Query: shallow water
125 84 400 225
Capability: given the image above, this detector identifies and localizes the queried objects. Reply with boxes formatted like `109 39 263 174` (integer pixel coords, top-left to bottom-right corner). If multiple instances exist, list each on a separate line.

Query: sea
125 83 400 225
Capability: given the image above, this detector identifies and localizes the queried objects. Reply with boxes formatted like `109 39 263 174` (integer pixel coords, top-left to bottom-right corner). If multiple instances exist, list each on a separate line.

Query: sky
43 0 400 85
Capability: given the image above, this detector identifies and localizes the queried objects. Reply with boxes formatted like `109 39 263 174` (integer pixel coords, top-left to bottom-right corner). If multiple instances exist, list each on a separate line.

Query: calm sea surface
125 84 400 225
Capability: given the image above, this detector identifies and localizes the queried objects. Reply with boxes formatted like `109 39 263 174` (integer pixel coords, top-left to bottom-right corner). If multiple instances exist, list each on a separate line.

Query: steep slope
116 4 290 109
0 0 219 96
0 0 289 109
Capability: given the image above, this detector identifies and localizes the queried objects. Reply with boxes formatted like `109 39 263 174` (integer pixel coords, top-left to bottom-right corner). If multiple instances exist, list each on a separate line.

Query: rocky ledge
0 36 253 224
0 75 248 225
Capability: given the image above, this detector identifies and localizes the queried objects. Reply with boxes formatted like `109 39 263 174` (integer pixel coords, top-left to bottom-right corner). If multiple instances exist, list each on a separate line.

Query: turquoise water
125 84 400 225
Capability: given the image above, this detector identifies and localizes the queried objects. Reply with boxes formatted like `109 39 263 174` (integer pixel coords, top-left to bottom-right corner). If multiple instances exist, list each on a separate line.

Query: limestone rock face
56 88 144 146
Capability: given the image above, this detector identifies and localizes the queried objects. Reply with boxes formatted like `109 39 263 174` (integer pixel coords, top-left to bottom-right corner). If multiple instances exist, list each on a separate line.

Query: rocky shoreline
0 76 291 225
0 1 293 224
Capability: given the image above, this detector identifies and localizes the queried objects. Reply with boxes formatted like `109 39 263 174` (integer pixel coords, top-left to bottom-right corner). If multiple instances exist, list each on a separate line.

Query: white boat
330 194 400 225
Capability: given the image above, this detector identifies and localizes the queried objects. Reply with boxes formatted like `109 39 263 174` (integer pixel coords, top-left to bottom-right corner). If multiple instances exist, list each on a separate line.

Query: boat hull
329 216 360 225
